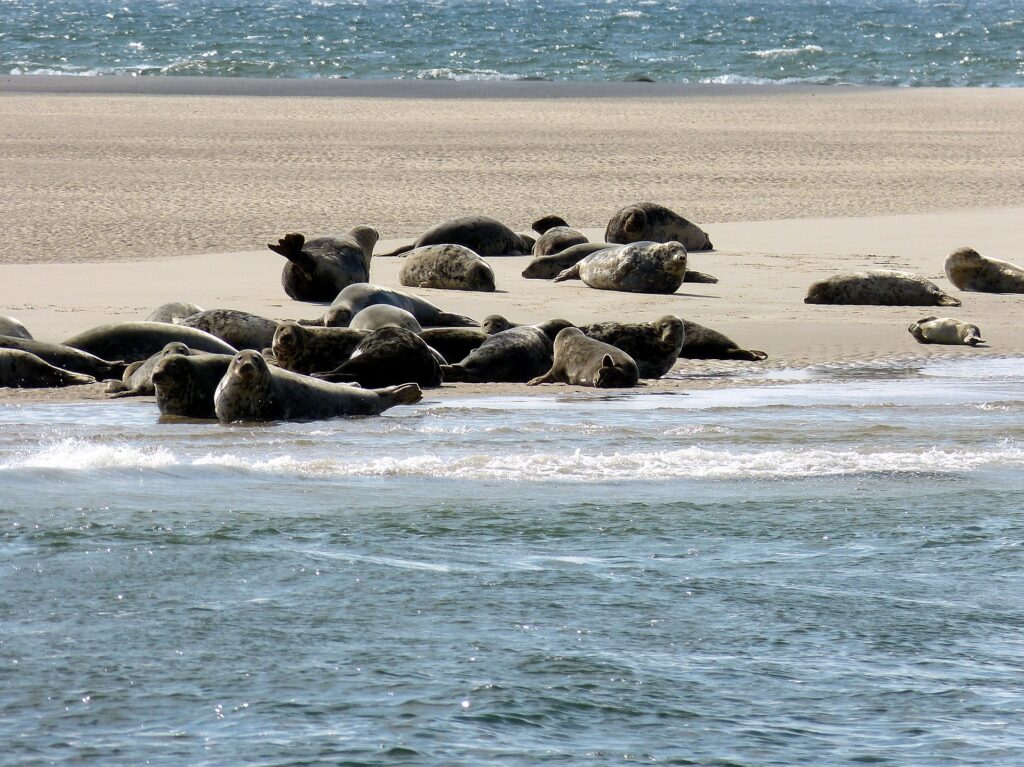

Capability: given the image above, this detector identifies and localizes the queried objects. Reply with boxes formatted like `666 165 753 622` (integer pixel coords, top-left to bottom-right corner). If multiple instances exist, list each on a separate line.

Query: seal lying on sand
944 247 1024 293
0 349 96 388
350 304 424 333
804 270 961 306
528 328 639 388
530 216 589 257
679 320 767 361
320 284 478 328
313 328 442 388
0 336 127 379
907 316 983 346
524 242 718 283
554 241 689 294
214 350 422 422
64 321 238 362
377 215 532 258
106 342 191 397
0 316 32 340
418 328 488 364
145 301 204 324
441 319 573 383
398 244 496 292
605 202 713 251
268 227 377 303
578 316 684 379
272 322 369 375
152 352 234 419
178 309 279 351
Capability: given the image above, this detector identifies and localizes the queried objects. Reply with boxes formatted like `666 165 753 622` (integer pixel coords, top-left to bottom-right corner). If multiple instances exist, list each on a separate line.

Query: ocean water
2 356 1024 764
3 0 1024 86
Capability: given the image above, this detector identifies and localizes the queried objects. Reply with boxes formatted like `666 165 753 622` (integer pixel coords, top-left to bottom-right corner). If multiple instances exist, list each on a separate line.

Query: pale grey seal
320 284 478 328
313 327 442 389
578 315 684 379
418 328 488 364
907 316 983 346
145 301 204 324
64 321 238 362
0 336 127 379
679 320 767 361
524 241 718 283
178 309 279 351
441 319 574 383
804 270 961 306
605 202 713 251
398 244 496 292
268 227 377 302
0 349 96 388
528 327 639 388
271 322 370 375
214 350 422 422
106 342 191 397
349 305 424 334
944 247 1024 293
377 216 532 258
554 241 688 294
152 352 234 419
0 315 32 340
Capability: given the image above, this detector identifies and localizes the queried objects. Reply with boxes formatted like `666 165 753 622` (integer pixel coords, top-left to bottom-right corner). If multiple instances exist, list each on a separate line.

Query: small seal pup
152 353 234 419
528 328 639 388
418 328 488 364
605 202 713 251
441 319 574 383
106 342 191 397
313 327 442 389
0 315 32 340
0 336 127 379
944 247 1024 293
320 284 478 328
907 316 983 346
271 322 370 375
145 301 204 324
377 215 532 258
214 350 422 423
530 215 589 257
0 349 96 388
398 244 496 292
349 305 424 334
64 321 238 362
554 241 689 294
177 309 279 351
268 227 377 302
804 270 961 306
679 320 767 361
577 315 685 379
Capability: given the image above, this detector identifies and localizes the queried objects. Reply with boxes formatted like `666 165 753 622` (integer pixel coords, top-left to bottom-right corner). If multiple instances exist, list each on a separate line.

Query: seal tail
376 243 415 258
433 312 480 328
937 294 962 307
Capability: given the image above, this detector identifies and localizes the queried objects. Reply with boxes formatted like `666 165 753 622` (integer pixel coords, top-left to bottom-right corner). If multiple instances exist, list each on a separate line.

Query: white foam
2 439 177 470
699 73 833 85
415 67 520 81
750 44 824 58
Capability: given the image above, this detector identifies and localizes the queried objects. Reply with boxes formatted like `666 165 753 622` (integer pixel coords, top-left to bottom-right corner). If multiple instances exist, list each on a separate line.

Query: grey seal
554 241 688 294
313 327 442 389
679 320 767 361
805 270 961 306
152 352 234 419
605 202 712 251
0 315 32 340
63 321 238 362
378 216 533 258
0 336 127 379
0 349 96 388
528 327 639 388
350 305 424 334
320 284 478 328
578 315 685 379
418 328 488 364
441 319 574 383
907 316 983 346
145 301 204 324
481 315 520 335
524 241 718 283
214 350 422 423
268 227 377 302
398 244 496 292
178 309 279 351
530 215 589 257
106 342 191 397
271 321 370 375
944 247 1024 293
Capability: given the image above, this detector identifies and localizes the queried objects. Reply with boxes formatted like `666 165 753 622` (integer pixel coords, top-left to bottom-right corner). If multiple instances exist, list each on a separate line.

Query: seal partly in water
268 227 377 302
678 320 767 361
804 270 961 306
152 352 234 419
528 327 639 388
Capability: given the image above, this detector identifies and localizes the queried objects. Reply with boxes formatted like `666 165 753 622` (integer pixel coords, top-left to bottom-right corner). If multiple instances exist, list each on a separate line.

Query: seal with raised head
145 301 204 324
377 216 532 258
214 350 422 422
0 315 32 340
268 226 377 302
481 315 520 335
0 349 96 388
679 320 767 361
152 352 234 419
907 316 983 346
944 247 1024 293
321 284 478 328
106 342 191 397
805 270 961 306
528 327 639 388
441 319 574 383
177 309 279 351
605 202 712 251
554 241 688 294
398 244 496 292
271 321 369 375
64 321 237 362
313 327 442 388
418 327 488 364
0 336 127 379
349 305 424 334
578 315 684 379
530 215 589 257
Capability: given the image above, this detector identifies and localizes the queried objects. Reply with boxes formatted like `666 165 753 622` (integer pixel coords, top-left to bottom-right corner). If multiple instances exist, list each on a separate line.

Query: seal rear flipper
729 349 768 361
268 233 315 268
376 243 415 258
683 270 719 284
104 379 128 394
553 265 581 282
432 312 480 328
532 215 570 234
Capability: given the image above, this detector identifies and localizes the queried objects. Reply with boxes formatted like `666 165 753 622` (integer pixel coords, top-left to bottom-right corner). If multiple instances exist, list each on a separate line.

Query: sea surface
2 356 1024 764
2 0 1024 86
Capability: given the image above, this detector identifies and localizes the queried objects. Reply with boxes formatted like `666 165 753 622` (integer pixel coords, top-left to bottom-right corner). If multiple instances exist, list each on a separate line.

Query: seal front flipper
432 311 480 328
527 370 561 385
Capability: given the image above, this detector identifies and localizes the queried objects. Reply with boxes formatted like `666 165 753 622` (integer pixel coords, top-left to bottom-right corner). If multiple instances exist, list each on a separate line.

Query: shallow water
2 357 1024 764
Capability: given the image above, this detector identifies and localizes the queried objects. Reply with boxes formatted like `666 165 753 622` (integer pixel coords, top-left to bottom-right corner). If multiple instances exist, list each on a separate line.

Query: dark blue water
3 0 1023 85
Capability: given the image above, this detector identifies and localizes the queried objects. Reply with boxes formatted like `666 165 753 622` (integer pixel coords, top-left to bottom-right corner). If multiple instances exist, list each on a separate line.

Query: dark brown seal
64 321 237 362
441 319 574 383
268 226 377 302
418 328 488 364
377 215 533 258
313 327 442 389
679 320 767 361
0 336 127 379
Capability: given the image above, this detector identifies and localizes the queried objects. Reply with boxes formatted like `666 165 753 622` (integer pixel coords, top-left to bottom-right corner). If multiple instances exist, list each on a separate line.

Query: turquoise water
3 0 1024 85
2 356 1024 764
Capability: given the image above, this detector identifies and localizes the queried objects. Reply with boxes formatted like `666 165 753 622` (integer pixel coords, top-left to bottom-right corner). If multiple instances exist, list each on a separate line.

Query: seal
320 284 478 328
804 270 961 306
268 227 377 303
313 327 443 388
398 244 496 292
528 327 639 388
530 216 589 257
418 327 488 364
377 216 533 258
152 352 234 419
106 342 191 397
349 305 424 334
577 315 684 379
64 321 238 362
178 309 279 351
271 321 370 375
0 336 128 379
907 316 983 346
605 202 713 251
145 301 204 324
481 315 520 335
0 349 96 388
214 350 422 422
679 320 767 361
554 241 688 294
0 315 32 340
944 247 1024 294
441 319 574 383
523 242 718 282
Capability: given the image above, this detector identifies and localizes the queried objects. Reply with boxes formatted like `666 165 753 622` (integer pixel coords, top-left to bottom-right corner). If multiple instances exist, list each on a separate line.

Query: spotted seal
530 215 589 257
528 327 639 388
271 322 370 375
944 247 1024 293
0 336 127 379
577 315 684 379
106 342 191 397
398 244 496 292
152 352 234 419
0 349 96 388
524 242 718 283
0 315 32 340
804 270 961 306
178 309 279 351
214 350 422 422
554 241 688 294
349 304 424 334
63 321 238 362
605 202 713 251
268 227 377 302
679 320 767 361
441 319 574 383
418 328 488 364
377 216 533 258
313 327 442 388
145 301 204 324
319 284 478 328
907 316 983 346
